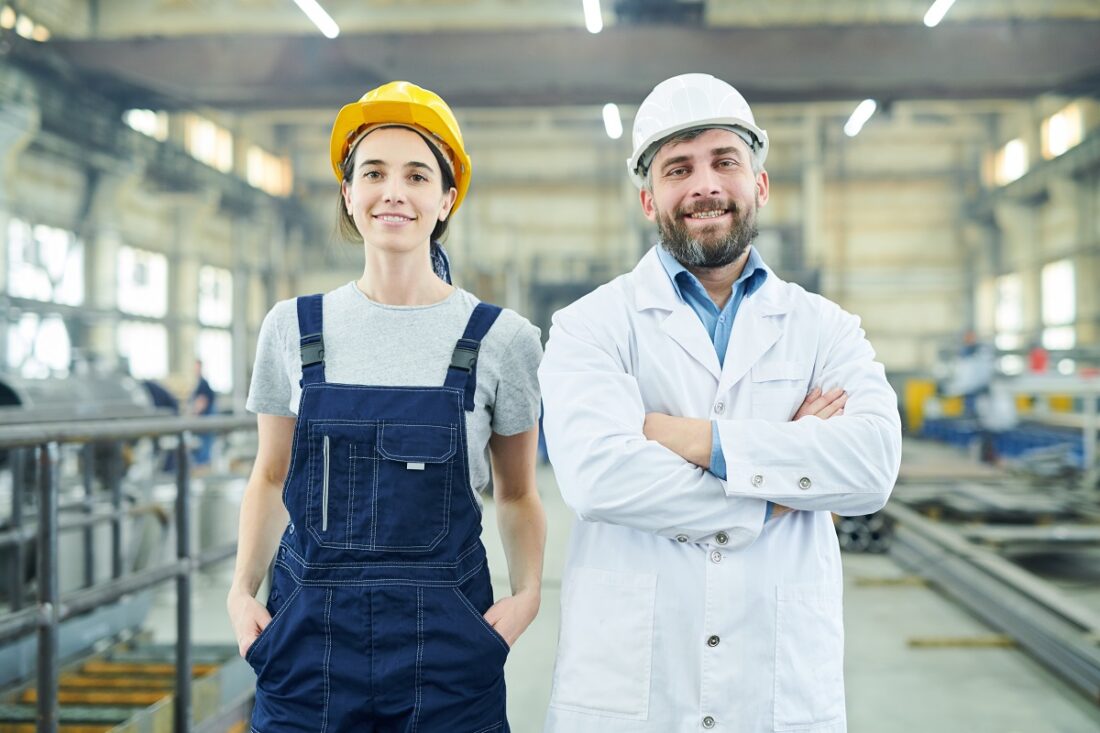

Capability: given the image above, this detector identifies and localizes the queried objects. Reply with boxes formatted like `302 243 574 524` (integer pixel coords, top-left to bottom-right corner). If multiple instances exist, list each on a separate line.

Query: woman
227 81 546 732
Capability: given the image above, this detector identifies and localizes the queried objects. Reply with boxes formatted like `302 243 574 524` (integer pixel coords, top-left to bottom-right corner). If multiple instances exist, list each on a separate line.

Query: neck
357 241 453 306
683 249 750 309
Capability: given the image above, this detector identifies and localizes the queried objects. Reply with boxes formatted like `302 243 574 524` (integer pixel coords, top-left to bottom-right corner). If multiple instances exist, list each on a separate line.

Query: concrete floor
151 461 1100 733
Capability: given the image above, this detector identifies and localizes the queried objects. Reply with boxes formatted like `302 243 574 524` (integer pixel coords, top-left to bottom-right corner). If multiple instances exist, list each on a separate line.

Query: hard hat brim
627 117 769 189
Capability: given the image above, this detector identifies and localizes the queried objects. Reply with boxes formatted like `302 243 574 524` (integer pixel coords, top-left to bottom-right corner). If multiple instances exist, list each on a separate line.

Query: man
539 74 902 732
189 359 217 466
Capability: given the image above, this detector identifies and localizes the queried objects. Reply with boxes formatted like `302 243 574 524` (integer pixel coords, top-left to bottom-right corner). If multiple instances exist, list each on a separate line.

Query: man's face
640 128 769 269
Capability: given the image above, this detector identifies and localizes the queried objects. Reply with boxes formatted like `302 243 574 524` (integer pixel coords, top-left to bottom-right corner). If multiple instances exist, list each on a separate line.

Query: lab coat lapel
633 247 722 381
661 307 722 380
717 274 789 395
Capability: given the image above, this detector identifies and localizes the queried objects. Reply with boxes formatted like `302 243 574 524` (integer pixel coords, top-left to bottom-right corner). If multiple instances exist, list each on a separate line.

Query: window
6 218 84 305
247 145 294 197
198 266 233 327
117 246 168 318
1041 259 1075 350
184 114 234 173
123 109 168 142
197 329 233 393
117 321 169 379
6 312 70 378
993 274 1023 351
993 138 1028 186
197 266 233 393
1041 102 1083 160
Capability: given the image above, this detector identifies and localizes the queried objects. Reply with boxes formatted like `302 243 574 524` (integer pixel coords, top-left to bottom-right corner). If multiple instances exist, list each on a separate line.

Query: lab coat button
710 551 723 564
676 534 688 543
702 716 716 728
715 532 729 545
713 401 725 414
706 635 720 647
751 473 764 487
799 477 812 490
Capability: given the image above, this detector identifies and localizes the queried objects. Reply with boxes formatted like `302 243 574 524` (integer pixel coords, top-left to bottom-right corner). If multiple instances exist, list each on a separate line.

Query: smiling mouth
373 214 415 223
683 208 731 221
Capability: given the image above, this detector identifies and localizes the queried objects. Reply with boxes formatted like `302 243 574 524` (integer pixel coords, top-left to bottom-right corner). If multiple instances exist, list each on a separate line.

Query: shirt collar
656 244 769 305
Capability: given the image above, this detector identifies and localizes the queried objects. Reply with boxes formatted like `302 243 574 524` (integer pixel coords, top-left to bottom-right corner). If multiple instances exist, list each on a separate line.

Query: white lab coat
539 247 902 733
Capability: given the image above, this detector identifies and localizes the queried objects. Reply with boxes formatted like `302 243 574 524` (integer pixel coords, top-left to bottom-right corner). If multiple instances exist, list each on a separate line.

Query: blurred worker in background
226 81 545 732
539 73 902 732
189 359 216 467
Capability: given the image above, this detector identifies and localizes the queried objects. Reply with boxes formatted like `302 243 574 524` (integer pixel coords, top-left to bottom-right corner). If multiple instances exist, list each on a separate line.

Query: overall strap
444 302 503 411
296 294 326 387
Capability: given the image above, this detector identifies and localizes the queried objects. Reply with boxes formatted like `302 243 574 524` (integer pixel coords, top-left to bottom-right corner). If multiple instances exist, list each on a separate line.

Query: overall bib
247 294 510 732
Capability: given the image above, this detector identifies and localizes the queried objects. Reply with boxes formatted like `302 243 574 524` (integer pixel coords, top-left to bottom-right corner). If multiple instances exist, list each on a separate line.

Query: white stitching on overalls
413 586 424 732
322 588 333 733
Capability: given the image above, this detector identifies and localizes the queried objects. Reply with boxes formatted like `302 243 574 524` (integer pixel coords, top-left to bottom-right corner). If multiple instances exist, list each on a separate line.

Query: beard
657 195 759 269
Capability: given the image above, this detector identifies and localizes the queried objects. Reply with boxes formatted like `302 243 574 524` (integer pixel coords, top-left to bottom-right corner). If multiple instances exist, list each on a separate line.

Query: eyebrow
660 147 744 172
358 159 434 172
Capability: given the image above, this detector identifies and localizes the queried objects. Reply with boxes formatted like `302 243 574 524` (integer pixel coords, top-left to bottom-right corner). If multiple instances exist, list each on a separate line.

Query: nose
382 177 407 204
688 167 722 198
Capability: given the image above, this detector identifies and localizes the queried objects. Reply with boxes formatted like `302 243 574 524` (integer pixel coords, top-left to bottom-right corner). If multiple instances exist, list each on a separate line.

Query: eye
665 166 689 178
363 170 381 180
409 172 429 183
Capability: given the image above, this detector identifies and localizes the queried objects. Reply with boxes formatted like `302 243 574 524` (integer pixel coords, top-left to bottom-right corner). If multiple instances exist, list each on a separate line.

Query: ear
438 186 458 221
341 180 353 214
755 169 770 207
639 187 658 222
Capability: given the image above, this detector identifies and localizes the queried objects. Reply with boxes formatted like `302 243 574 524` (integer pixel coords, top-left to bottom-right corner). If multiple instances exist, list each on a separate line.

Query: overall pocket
373 422 458 552
307 421 379 549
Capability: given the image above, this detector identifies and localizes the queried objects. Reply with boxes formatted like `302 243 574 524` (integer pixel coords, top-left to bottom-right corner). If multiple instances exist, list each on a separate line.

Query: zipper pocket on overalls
322 434 330 532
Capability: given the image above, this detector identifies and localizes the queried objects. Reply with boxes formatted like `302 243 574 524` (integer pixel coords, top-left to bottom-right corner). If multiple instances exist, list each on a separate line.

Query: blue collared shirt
655 244 768 483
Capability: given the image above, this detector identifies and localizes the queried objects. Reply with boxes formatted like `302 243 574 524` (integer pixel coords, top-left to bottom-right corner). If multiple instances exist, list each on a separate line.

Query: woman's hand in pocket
227 586 272 658
484 588 541 647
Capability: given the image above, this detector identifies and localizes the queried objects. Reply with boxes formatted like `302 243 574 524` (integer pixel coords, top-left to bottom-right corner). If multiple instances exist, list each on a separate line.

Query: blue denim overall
247 294 510 732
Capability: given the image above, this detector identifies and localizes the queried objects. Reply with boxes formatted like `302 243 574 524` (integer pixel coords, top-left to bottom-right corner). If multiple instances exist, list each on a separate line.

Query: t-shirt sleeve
246 305 295 417
491 320 543 436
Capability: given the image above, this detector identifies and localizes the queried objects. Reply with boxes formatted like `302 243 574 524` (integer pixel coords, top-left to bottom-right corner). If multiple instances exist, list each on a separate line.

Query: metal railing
0 414 256 733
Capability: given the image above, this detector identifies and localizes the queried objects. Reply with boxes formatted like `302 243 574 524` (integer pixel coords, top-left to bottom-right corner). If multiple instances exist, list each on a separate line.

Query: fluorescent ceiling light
292 0 339 39
923 0 957 28
843 99 877 137
602 103 623 140
583 0 603 34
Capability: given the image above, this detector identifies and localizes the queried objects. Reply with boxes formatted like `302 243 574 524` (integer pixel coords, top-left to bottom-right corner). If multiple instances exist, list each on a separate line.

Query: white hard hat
627 73 769 189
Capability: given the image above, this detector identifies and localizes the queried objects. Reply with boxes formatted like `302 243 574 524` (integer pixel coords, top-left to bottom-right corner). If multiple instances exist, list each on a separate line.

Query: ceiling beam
11 20 1100 111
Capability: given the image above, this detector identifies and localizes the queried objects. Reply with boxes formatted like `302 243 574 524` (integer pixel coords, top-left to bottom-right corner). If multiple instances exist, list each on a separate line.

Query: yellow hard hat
329 81 472 213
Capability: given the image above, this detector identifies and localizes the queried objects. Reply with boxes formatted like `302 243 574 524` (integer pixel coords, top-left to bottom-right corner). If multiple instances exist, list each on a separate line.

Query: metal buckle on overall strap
300 334 325 367
450 339 480 372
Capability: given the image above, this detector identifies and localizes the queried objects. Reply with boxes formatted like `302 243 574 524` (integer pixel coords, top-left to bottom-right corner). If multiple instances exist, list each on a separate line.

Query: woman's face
341 127 457 253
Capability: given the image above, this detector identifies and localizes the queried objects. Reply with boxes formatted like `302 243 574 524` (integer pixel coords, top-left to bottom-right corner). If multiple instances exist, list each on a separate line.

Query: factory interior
1 1 1100 731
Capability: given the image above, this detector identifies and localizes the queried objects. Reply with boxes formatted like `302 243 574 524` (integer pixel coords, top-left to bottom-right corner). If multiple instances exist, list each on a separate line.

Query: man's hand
642 413 713 468
792 386 847 420
773 386 847 518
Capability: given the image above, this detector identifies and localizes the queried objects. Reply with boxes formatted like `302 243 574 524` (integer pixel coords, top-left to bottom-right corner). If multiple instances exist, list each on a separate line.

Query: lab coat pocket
773 583 845 730
550 567 657 720
751 360 810 421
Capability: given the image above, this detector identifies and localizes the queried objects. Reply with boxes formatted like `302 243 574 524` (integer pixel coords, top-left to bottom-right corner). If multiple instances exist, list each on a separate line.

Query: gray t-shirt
246 282 543 496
